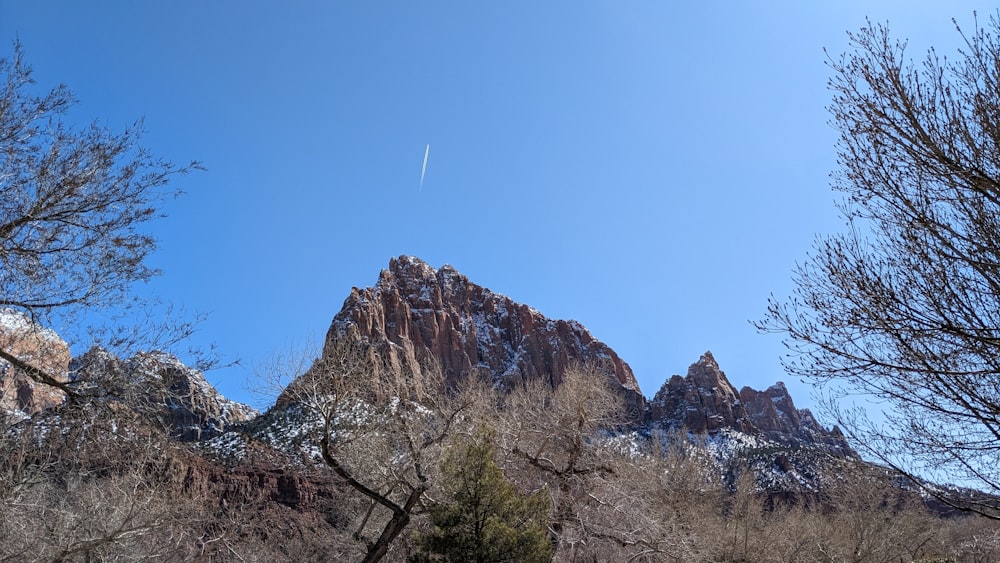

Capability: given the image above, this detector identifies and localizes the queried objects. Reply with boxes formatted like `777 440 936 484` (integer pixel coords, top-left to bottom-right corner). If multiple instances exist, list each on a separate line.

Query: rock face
128 351 259 441
740 383 853 456
172 447 343 513
73 348 258 441
0 309 70 414
648 352 853 455
314 257 845 449
648 352 753 434
325 256 645 411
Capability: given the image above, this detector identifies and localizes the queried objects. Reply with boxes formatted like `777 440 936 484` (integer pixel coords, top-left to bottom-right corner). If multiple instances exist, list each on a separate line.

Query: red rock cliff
323 256 644 411
648 352 754 433
649 351 854 456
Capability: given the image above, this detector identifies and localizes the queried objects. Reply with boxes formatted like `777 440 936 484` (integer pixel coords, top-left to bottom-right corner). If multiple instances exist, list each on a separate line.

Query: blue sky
0 2 991 410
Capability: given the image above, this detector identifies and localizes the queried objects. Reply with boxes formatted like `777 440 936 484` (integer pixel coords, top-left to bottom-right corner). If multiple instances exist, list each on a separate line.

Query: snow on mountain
71 347 258 441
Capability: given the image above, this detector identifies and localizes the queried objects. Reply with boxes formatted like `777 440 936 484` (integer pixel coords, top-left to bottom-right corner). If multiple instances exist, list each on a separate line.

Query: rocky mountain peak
739 381 853 455
686 351 729 389
304 259 852 456
324 256 645 412
648 352 853 456
693 350 720 369
649 350 753 433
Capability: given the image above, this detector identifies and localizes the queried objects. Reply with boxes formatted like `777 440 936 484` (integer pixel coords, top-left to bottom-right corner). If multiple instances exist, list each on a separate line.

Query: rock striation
648 351 853 456
324 255 645 411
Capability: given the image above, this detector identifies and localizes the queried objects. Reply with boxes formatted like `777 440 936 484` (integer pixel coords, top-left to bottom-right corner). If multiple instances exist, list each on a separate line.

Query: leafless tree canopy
0 42 197 320
274 338 479 563
0 41 202 395
759 13 1000 514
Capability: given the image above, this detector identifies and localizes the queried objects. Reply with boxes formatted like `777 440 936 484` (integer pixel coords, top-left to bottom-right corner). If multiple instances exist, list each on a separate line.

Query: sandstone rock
740 382 853 455
0 309 70 414
322 255 645 412
740 382 805 437
174 447 341 511
648 352 854 456
648 351 754 433
302 258 850 455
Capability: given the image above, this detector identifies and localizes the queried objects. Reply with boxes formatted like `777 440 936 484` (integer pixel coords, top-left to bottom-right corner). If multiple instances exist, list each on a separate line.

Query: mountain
0 309 70 414
0 257 852 465
0 317 257 442
71 348 259 441
321 256 849 454
649 351 853 457
325 255 645 414
7 257 994 561
649 351 755 434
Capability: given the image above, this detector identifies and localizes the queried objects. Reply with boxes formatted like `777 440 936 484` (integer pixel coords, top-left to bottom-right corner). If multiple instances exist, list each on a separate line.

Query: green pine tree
413 428 552 563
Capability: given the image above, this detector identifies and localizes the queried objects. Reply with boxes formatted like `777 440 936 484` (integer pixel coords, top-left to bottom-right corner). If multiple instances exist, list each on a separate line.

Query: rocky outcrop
323 256 644 411
741 382 803 436
0 309 70 414
174 447 343 512
648 352 754 433
648 352 853 456
73 348 258 441
129 351 258 441
740 383 853 456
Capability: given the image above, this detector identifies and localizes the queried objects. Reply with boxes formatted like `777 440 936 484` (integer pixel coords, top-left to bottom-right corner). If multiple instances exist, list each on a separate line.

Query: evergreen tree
414 429 552 563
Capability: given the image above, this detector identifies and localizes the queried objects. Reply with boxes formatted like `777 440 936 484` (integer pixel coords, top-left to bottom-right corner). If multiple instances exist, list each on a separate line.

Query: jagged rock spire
649 351 854 456
649 351 754 433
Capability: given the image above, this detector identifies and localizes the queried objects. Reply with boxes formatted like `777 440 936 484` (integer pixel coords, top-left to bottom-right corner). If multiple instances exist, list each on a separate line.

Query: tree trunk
360 487 423 563
361 512 409 563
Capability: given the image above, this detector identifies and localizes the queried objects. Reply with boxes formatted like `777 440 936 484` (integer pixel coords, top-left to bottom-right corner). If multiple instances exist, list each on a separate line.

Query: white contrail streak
419 144 430 190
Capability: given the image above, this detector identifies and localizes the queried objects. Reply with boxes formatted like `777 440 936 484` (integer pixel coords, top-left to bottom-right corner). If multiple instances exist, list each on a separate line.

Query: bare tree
0 41 201 396
0 398 203 561
272 338 477 563
759 13 1000 514
0 42 232 561
648 432 729 561
492 362 643 560
773 465 945 563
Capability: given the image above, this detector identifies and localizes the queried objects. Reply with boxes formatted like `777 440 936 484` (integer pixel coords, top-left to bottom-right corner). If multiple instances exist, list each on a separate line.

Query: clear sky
0 2 992 411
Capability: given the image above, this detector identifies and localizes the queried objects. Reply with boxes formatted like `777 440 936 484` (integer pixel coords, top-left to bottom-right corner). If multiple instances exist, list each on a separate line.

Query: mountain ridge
0 256 851 458
15 256 986 560
326 255 646 413
317 255 851 455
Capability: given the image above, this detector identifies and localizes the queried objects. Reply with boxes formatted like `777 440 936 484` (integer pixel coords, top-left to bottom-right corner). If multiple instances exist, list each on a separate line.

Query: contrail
419 144 430 191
